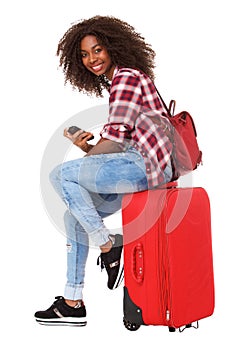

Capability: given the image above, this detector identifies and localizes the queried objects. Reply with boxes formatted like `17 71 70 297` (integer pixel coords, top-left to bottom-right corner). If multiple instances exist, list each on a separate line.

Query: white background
1 0 232 348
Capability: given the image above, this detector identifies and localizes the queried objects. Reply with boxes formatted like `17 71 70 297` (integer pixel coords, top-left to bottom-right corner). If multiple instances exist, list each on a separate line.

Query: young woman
35 15 173 326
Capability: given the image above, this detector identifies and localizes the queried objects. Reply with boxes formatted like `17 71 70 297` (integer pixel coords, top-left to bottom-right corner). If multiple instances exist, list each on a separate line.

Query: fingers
63 127 94 151
74 132 93 146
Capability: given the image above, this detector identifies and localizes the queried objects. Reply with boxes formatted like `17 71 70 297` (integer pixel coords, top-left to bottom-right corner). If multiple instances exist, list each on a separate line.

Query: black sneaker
97 234 124 289
34 296 87 326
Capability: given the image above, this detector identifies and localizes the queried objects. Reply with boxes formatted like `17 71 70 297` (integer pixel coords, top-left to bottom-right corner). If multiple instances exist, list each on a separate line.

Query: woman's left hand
64 128 94 152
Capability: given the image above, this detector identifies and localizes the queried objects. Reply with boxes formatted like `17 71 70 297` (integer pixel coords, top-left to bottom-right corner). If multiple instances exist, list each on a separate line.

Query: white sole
35 316 87 327
112 264 124 289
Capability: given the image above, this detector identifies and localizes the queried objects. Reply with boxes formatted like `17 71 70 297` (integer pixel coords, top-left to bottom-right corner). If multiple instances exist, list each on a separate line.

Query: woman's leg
64 210 89 301
49 149 148 291
63 192 123 300
49 148 148 247
34 191 123 325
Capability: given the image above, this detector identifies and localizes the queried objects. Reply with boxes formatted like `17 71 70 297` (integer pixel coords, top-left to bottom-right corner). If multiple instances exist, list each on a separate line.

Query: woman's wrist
73 141 94 153
84 144 94 153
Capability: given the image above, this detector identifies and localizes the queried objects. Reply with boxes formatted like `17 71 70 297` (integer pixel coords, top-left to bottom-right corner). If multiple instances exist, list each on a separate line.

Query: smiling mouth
91 63 104 73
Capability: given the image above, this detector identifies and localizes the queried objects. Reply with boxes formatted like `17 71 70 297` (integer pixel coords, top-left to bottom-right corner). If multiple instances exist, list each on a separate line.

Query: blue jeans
50 146 172 300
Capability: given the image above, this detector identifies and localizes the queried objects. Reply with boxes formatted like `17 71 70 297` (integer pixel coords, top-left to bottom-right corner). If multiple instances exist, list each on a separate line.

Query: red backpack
156 89 203 178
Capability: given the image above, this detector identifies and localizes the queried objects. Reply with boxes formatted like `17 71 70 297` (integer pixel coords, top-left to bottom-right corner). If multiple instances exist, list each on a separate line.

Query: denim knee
49 164 61 185
64 209 73 226
49 164 64 197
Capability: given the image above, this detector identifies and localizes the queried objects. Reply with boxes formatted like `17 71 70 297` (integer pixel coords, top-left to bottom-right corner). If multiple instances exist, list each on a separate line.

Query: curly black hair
57 16 156 97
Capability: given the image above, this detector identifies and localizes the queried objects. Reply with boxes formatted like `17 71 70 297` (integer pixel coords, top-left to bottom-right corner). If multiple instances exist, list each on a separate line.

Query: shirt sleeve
100 71 142 142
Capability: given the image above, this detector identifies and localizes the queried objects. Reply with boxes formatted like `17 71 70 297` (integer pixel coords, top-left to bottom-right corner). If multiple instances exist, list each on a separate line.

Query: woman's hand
64 128 94 153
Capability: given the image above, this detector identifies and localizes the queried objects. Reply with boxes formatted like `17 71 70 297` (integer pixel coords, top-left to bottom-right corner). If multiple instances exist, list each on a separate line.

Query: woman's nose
89 53 97 63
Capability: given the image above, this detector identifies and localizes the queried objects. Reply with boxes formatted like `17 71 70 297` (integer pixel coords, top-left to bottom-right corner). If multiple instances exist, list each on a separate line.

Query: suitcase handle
132 243 144 283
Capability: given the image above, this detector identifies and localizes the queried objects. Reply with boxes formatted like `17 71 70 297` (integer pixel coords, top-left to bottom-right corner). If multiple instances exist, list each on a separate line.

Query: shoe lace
97 254 105 271
53 296 64 304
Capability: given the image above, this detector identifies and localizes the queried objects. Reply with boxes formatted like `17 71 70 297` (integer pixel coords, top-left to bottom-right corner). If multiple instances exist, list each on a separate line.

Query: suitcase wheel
123 318 140 331
168 327 176 332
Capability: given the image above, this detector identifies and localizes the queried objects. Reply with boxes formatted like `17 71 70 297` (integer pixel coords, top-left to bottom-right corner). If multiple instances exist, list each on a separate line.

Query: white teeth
92 64 103 71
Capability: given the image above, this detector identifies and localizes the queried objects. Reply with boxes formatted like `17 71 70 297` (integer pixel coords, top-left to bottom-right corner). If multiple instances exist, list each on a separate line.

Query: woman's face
80 35 115 80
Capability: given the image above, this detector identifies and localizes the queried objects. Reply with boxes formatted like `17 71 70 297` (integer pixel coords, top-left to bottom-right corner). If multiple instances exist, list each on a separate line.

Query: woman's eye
80 47 102 58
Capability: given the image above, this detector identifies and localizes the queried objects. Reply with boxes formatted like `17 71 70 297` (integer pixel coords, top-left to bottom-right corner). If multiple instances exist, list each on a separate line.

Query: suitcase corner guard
123 286 144 327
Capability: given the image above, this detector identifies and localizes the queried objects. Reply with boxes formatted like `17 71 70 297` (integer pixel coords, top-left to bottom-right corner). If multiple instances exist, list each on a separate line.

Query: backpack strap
154 84 176 117
168 100 176 116
153 85 179 180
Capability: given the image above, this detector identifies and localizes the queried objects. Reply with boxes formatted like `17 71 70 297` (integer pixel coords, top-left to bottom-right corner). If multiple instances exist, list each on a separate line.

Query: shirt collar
107 66 119 92
112 66 119 81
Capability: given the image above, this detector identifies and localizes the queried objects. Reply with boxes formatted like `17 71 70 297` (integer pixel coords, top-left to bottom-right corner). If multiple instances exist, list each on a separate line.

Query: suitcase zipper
157 193 169 325
159 190 174 327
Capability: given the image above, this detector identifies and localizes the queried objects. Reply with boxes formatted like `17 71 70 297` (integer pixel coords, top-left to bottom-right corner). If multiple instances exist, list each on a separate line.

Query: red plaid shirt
100 67 173 188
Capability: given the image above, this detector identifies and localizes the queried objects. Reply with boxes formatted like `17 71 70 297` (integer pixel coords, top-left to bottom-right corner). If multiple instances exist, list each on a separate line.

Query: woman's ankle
65 299 82 307
100 239 112 253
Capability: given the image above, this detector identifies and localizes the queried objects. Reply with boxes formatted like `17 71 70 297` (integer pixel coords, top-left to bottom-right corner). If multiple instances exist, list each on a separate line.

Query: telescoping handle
158 181 178 189
132 243 144 284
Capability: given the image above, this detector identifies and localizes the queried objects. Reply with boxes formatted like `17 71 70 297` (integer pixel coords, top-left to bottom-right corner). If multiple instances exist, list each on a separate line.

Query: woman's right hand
64 128 94 153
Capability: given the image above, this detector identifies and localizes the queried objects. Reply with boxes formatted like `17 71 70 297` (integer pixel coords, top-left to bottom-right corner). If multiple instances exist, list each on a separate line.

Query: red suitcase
122 184 214 332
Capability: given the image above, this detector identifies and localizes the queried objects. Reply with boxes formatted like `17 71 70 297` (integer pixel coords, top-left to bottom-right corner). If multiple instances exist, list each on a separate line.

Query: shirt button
146 168 150 172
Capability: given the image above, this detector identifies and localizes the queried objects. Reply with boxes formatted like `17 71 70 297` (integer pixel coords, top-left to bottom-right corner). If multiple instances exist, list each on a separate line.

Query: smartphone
67 126 94 140
67 126 82 134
